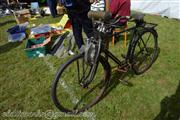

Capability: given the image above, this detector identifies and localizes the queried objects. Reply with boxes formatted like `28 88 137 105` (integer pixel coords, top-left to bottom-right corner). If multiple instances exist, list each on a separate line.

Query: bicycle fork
79 61 99 88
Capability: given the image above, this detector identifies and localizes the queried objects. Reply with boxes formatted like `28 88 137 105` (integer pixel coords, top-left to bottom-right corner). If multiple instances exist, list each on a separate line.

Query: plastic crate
25 36 46 58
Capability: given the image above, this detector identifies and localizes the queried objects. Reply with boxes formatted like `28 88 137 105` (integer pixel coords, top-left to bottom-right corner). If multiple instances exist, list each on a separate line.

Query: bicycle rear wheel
131 29 158 75
51 53 110 114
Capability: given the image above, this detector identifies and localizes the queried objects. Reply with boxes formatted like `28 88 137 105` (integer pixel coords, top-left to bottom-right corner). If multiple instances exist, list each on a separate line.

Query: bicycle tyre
51 53 111 114
131 28 158 75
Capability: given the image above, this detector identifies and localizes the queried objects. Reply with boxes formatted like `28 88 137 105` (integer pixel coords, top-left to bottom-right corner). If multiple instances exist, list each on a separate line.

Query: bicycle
51 11 158 114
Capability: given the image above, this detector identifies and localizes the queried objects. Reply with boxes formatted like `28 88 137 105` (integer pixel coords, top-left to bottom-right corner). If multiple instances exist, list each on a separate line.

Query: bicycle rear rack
144 22 158 29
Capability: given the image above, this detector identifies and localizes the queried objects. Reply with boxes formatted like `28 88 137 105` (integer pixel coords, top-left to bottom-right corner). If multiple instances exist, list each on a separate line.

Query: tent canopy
131 0 180 19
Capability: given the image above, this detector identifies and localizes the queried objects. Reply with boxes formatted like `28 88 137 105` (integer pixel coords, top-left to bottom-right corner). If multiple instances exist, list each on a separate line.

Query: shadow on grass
100 47 160 101
0 20 16 27
71 69 135 111
154 82 180 120
61 47 161 112
0 42 21 55
102 69 135 100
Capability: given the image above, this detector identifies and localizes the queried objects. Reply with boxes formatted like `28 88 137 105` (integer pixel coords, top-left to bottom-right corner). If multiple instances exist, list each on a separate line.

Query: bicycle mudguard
84 36 102 66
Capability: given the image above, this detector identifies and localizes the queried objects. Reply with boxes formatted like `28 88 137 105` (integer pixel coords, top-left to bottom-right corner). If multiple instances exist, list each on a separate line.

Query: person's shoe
68 50 75 56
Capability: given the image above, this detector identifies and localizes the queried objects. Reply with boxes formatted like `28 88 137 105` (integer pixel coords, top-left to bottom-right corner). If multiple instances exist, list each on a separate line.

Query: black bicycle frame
101 21 158 66
101 25 138 66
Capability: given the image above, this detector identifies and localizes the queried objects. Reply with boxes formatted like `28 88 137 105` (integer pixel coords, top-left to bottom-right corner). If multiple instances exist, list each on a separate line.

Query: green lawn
0 14 180 120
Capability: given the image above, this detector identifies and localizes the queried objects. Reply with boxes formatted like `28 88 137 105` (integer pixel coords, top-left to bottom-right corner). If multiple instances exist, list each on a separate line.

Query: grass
0 14 180 120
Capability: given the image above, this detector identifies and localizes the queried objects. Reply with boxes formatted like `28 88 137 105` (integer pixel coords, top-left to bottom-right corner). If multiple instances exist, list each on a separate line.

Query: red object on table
34 32 50 39
64 20 72 29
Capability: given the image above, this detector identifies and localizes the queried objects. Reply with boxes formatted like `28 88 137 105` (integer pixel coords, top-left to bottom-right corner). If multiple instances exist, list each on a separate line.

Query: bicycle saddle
130 12 145 21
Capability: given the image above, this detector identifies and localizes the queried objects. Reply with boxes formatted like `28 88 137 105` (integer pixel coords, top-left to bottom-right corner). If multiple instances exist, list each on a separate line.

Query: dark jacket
65 0 91 14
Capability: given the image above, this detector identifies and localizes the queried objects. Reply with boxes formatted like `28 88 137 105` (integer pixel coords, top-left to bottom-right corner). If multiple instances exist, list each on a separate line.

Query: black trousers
68 11 93 49
47 0 57 18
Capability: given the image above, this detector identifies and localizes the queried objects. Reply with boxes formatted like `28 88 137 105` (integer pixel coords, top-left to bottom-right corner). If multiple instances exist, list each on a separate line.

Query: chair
112 23 128 47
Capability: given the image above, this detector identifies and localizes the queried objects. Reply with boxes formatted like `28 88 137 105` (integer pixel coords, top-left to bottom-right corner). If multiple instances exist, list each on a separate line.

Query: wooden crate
13 9 31 24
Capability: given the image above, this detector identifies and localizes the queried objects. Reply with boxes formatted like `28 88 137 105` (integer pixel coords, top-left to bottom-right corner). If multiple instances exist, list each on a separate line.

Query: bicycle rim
132 29 158 74
51 53 110 114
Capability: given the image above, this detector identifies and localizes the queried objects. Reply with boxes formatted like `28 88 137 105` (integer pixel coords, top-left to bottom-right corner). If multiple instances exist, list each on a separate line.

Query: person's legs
54 0 58 15
66 31 75 55
81 12 94 38
47 0 54 17
69 13 83 49
47 0 57 18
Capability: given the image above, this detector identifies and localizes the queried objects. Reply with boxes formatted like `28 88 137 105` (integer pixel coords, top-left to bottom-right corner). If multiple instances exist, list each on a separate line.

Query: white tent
131 0 180 19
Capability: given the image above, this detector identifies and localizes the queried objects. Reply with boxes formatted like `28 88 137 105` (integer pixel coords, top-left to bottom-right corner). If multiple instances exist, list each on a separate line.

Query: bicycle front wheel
51 53 110 114
131 29 158 75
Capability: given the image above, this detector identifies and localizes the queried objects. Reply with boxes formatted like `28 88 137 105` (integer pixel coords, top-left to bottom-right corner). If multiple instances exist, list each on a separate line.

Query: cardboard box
13 9 31 24
57 5 65 15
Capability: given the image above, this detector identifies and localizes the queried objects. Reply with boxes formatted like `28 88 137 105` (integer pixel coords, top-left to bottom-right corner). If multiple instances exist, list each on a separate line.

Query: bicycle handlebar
88 11 139 26
88 11 112 21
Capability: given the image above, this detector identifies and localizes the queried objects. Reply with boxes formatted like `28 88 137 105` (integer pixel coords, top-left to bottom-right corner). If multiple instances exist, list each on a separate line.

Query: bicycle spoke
132 29 157 74
77 59 80 82
145 32 151 45
76 58 91 86
79 59 87 82
79 66 92 85
73 81 103 110
139 35 149 53
52 53 110 113
137 40 143 51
